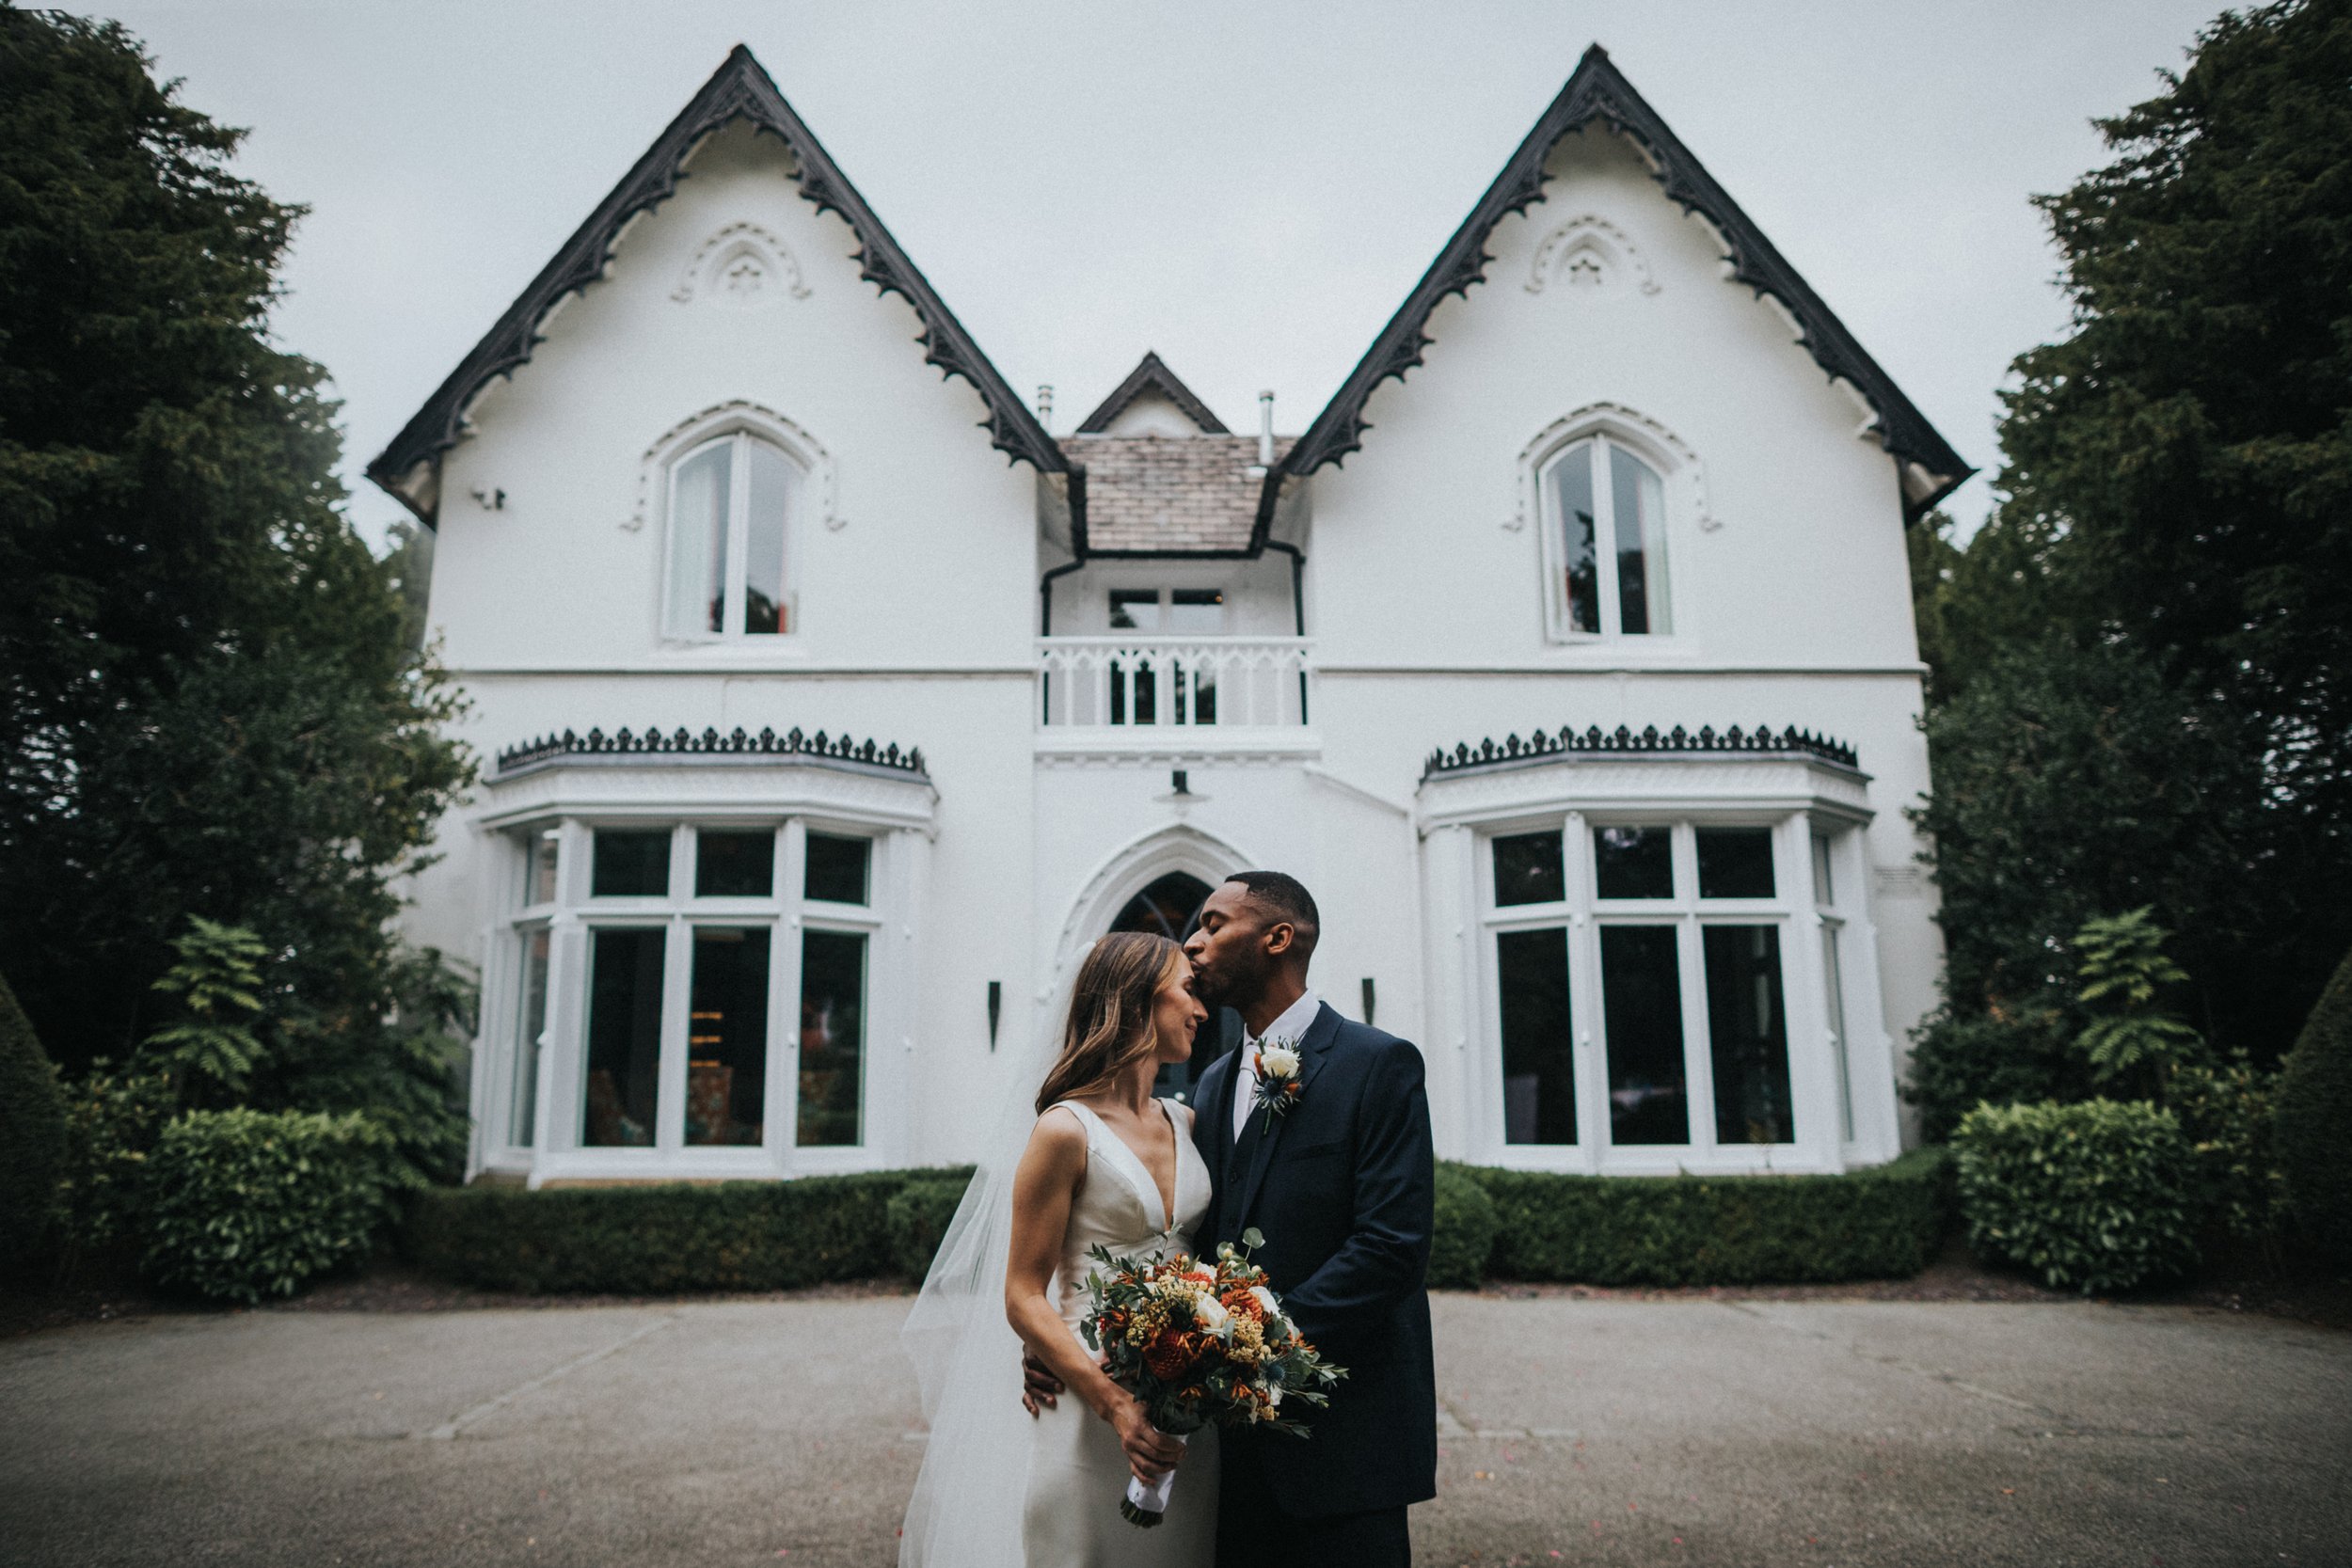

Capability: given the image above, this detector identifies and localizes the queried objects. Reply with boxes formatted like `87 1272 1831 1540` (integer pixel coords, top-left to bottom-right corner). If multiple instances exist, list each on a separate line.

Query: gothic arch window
1545 435 1672 638
664 430 803 638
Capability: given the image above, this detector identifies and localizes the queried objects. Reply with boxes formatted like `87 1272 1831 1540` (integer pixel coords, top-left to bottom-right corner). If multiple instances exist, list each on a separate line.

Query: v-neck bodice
1044 1100 1213 1332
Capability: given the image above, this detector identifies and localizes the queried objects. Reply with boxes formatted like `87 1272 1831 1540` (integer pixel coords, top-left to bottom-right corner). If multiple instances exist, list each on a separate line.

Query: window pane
523 831 559 906
592 830 672 896
582 928 664 1147
1823 924 1854 1141
1498 927 1576 1145
1705 925 1793 1145
804 833 870 904
1600 926 1689 1144
1168 589 1225 633
1553 444 1599 633
1696 828 1776 898
1108 590 1160 630
743 438 796 635
1610 443 1669 635
1811 834 1836 908
1492 831 1565 906
669 440 731 635
695 831 775 897
687 927 770 1147
797 929 866 1146
1593 825 1674 899
509 928 549 1147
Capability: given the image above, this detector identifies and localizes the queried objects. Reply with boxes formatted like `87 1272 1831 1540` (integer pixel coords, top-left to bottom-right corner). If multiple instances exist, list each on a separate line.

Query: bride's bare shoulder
1025 1102 1089 1157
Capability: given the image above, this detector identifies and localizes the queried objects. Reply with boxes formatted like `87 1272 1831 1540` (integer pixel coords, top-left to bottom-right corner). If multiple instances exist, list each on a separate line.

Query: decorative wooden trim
496 724 927 778
1260 44 1972 536
367 46 1066 526
1423 722 1859 779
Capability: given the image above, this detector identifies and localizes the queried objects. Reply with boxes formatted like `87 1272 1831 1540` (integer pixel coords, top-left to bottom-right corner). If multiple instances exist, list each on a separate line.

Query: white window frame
1518 404 1706 645
478 815 903 1183
661 431 805 642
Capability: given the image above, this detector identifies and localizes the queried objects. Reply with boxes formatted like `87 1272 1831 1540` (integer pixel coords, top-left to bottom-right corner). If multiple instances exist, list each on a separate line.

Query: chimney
1036 384 1054 428
1258 390 1275 467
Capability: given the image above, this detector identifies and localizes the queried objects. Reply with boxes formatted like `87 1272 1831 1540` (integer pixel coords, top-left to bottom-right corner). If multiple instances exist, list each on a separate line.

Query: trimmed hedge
1461 1148 1950 1287
1428 1163 1499 1289
0 974 67 1266
404 1167 976 1293
143 1109 405 1305
1954 1099 2197 1294
2276 943 2352 1265
887 1174 975 1279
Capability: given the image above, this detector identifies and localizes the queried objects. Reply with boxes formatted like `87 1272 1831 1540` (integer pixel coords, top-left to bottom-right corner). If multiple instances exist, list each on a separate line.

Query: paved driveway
2 1292 2345 1567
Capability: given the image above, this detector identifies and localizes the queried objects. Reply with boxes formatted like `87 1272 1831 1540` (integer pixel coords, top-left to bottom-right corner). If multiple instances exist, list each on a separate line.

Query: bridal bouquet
1079 1231 1345 1528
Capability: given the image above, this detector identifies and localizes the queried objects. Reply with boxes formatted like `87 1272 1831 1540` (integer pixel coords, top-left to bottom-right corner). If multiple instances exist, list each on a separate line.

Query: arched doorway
1105 871 1241 1102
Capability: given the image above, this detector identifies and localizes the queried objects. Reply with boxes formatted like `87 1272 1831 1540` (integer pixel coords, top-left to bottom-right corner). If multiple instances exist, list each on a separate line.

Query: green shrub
55 1062 177 1252
1428 1162 1499 1289
403 1166 977 1294
0 975 68 1268
142 1109 404 1305
1954 1100 2197 1293
2168 1057 2287 1244
887 1175 974 1278
1905 1003 2086 1143
1465 1148 1948 1287
2275 944 2352 1264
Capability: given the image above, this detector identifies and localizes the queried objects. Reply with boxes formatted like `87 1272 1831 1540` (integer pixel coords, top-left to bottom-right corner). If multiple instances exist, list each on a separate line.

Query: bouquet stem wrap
1120 1431 1188 1528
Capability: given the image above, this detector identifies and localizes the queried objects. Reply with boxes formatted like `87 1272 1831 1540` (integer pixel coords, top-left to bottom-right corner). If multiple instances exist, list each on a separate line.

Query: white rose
1249 1285 1283 1321
1194 1295 1231 1333
1267 1383 1283 1408
1259 1045 1301 1078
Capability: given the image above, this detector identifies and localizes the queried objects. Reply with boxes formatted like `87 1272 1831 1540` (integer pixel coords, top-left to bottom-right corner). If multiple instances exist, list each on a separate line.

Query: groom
1038 870 1437 1564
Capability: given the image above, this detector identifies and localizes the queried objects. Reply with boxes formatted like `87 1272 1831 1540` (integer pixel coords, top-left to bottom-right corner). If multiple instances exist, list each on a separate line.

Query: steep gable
1260 44 1971 535
368 46 1062 525
1073 351 1230 435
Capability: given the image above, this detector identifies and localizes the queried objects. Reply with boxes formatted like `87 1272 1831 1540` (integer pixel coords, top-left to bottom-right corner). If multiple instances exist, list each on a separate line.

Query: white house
370 45 1971 1188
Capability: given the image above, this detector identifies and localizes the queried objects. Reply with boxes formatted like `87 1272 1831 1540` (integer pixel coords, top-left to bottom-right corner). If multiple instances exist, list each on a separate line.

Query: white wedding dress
1022 1099 1219 1566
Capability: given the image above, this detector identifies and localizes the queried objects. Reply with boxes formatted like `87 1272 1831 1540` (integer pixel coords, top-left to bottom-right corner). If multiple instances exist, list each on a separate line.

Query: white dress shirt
1232 988 1322 1143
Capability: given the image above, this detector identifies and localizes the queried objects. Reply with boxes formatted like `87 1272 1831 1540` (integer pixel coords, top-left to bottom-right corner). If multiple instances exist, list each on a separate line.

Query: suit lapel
1229 1002 1341 1233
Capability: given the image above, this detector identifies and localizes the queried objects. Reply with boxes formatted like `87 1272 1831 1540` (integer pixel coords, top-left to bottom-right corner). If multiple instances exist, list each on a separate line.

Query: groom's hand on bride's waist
1020 1353 1065 1416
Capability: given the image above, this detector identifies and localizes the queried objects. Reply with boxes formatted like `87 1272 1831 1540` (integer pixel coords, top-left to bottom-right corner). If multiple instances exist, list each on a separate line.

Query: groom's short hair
1225 870 1320 963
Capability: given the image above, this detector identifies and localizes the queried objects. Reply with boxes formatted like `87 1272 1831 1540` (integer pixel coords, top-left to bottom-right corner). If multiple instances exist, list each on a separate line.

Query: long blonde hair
1036 931 1184 1114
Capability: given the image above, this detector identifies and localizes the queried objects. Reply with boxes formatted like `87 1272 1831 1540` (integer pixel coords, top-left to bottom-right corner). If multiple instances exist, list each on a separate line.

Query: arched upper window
1543 436 1672 638
665 431 802 638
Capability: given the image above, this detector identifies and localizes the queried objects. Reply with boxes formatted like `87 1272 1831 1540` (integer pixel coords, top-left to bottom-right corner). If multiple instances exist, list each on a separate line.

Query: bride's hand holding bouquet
1080 1230 1345 1528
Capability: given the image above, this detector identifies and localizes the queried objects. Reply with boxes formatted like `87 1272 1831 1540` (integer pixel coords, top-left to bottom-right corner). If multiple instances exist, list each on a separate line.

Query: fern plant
2074 908 2204 1089
142 916 269 1098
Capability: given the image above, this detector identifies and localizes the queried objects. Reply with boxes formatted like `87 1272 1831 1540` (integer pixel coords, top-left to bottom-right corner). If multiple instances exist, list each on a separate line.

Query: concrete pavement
2 1292 2345 1566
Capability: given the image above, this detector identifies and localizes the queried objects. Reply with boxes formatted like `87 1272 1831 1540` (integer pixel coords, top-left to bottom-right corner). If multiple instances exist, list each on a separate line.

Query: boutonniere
1250 1037 1304 1132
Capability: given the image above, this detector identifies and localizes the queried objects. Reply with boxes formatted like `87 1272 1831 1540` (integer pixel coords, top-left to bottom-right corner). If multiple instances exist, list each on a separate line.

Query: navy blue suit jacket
1188 1001 1438 1518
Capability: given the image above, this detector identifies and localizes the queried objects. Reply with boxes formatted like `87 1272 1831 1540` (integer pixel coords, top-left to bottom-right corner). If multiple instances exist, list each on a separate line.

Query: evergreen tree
1913 0 2352 1121
0 13 471 1174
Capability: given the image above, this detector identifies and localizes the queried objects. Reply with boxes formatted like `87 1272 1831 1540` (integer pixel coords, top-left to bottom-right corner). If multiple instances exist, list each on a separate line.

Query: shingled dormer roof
1258 44 1973 537
1074 351 1231 435
367 45 1065 526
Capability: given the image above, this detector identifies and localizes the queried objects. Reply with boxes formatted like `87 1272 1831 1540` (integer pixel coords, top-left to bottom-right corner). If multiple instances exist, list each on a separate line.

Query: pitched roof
1073 351 1231 435
366 46 1064 526
1259 44 1973 536
1063 434 1293 555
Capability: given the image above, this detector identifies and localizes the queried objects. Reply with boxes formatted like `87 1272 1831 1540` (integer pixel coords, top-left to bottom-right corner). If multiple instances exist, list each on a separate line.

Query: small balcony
1036 636 1312 736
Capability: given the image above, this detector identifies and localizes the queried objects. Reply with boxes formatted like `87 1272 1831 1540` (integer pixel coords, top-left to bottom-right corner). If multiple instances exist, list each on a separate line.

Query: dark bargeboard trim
367 45 1064 525
496 724 927 779
1073 350 1232 434
1261 44 1972 540
1423 722 1860 780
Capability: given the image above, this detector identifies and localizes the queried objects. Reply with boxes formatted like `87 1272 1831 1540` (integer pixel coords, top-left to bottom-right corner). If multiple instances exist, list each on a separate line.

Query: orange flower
1144 1331 1192 1381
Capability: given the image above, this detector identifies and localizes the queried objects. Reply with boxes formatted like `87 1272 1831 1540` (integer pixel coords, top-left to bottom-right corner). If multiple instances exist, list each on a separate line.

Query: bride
900 931 1219 1567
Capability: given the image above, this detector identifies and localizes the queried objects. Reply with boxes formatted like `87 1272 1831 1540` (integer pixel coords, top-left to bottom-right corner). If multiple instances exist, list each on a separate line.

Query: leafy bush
1906 1004 2087 1143
404 1167 977 1294
1464 1148 1947 1287
142 1109 405 1304
0 975 68 1267
55 1062 177 1251
887 1175 975 1278
2275 944 2352 1265
1428 1163 1499 1290
2168 1057 2286 1244
1954 1100 2198 1293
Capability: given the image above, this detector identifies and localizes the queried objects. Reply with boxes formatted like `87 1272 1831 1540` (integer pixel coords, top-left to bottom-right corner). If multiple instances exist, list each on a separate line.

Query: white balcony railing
1037 637 1311 728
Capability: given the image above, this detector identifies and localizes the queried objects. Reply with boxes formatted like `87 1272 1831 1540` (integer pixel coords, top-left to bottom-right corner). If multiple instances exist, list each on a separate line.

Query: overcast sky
93 0 2221 550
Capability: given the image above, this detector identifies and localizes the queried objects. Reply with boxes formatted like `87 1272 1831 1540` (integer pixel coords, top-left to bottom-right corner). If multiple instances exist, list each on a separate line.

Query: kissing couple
899 870 1438 1567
